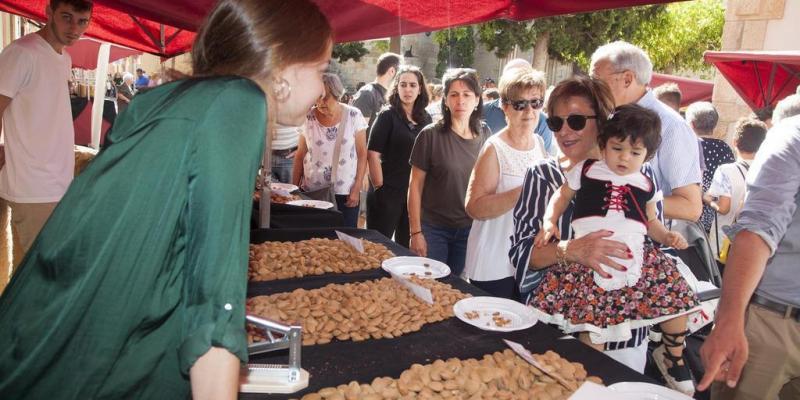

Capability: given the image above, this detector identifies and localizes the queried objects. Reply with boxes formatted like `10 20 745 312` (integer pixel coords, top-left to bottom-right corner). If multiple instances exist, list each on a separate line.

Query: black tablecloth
243 228 655 399
251 202 344 230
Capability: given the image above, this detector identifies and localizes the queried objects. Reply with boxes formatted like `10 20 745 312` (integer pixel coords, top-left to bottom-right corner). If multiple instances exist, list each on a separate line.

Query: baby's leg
578 332 604 352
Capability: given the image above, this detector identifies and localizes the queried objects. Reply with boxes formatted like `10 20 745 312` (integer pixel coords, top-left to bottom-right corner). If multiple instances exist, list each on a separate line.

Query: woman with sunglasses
509 76 699 379
408 68 490 275
367 66 431 247
462 67 549 298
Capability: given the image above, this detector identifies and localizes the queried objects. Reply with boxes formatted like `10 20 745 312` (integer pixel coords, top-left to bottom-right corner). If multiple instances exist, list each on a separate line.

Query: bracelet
556 240 570 267
410 231 422 238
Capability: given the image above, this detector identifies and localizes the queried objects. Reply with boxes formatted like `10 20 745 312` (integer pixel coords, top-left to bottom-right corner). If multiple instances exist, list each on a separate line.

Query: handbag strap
329 106 348 186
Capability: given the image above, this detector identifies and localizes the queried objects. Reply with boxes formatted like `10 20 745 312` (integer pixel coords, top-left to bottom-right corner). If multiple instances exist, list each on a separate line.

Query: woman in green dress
0 0 332 398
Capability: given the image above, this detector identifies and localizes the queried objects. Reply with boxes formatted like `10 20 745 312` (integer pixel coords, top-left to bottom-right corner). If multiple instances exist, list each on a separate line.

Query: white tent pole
91 43 111 149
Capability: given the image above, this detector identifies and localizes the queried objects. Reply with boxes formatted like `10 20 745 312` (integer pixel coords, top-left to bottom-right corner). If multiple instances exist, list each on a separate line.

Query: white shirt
0 33 75 203
463 134 547 281
301 105 367 195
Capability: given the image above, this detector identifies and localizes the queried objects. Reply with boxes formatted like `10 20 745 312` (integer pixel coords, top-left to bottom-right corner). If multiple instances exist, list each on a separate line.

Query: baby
535 104 687 290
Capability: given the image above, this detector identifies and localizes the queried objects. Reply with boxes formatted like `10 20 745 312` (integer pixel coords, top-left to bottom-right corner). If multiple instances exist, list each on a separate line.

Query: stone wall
712 0 795 141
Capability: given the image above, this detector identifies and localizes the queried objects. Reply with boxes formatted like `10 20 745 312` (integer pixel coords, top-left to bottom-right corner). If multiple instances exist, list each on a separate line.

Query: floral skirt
530 244 700 343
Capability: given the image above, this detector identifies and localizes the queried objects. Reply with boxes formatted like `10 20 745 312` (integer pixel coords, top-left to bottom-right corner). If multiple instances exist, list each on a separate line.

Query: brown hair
546 75 615 133
51 0 93 13
734 117 767 153
439 68 484 137
499 67 546 103
376 53 401 76
192 0 332 81
599 104 662 161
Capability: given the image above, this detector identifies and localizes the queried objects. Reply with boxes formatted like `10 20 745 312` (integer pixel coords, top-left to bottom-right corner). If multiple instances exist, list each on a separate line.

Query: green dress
0 77 266 399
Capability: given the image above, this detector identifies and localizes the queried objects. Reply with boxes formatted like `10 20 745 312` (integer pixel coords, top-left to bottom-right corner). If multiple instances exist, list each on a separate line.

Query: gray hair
122 72 135 83
773 94 800 125
322 73 345 100
685 101 719 135
590 41 653 85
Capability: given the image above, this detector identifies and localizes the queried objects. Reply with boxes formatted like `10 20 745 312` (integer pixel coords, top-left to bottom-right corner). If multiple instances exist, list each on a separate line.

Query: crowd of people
1 0 800 399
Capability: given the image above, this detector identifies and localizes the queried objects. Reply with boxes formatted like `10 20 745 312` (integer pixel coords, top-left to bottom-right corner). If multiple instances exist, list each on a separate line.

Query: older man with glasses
590 40 703 396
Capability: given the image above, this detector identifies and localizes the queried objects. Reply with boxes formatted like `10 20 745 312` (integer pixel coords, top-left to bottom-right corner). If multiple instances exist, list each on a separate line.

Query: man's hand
698 320 749 391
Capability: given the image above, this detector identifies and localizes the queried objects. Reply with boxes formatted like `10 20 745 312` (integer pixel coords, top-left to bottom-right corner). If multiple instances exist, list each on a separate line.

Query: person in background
483 59 555 155
591 40 701 396
134 67 150 88
408 68 490 275
653 82 682 112
0 0 92 268
483 88 500 103
698 115 800 400
351 52 401 130
367 66 431 247
270 124 302 183
0 0 333 397
752 106 774 128
705 118 767 256
772 94 800 126
463 67 549 298
482 77 496 90
294 73 368 227
425 83 444 123
116 72 136 114
685 101 735 233
147 72 162 87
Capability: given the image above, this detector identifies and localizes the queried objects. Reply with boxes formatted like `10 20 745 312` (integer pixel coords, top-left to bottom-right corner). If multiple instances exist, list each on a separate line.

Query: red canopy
2 0 677 58
704 50 800 110
65 38 142 70
650 72 713 108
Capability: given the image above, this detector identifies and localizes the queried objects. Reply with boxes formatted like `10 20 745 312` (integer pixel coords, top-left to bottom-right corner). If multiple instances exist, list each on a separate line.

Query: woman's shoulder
342 103 365 119
525 158 562 180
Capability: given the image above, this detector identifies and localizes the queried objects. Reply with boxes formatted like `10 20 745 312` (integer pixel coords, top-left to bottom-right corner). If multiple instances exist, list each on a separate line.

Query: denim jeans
335 194 359 228
270 155 294 184
421 222 471 277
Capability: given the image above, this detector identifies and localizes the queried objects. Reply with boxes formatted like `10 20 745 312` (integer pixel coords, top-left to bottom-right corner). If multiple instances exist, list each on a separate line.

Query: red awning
66 38 142 70
2 0 677 58
650 72 713 108
704 50 800 110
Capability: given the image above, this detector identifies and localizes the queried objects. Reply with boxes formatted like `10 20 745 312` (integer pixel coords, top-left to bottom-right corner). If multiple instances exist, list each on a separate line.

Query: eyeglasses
546 115 598 132
504 98 544 111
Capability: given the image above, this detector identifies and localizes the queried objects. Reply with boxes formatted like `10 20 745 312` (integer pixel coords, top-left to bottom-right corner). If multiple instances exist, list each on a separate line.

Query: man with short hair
653 82 682 112
134 67 150 89
0 0 92 269
351 52 401 130
698 115 800 400
591 40 702 396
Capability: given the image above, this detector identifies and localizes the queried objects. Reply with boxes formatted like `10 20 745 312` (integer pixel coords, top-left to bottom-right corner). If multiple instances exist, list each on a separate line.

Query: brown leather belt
751 293 800 322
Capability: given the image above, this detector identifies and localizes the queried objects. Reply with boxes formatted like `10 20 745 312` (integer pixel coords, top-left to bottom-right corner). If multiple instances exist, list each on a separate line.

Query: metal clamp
246 314 303 383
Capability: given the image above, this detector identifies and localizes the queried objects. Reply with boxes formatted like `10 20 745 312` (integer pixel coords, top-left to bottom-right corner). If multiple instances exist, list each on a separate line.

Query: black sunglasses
546 114 598 132
504 98 545 111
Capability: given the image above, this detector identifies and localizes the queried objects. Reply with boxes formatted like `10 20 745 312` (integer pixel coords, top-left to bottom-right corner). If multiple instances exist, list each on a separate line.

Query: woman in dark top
408 68 490 275
685 101 735 232
367 66 431 247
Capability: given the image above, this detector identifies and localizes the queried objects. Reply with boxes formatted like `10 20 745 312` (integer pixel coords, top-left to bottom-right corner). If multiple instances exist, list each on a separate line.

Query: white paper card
335 230 364 253
391 273 434 304
567 381 616 399
504 339 576 390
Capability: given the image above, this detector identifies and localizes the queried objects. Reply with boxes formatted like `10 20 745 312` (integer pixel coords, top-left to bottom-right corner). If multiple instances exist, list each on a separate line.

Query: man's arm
663 182 702 221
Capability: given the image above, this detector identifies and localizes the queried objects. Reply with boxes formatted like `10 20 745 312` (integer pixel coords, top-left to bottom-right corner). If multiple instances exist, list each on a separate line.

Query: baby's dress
566 159 660 290
530 159 699 344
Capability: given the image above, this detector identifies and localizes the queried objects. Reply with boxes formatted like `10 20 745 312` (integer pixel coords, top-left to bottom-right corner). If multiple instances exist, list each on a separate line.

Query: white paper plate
270 182 299 193
382 256 450 279
607 382 694 400
453 296 537 332
286 200 334 209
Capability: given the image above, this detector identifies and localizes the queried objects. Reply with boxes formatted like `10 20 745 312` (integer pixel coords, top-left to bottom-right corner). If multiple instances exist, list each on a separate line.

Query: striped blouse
509 158 660 349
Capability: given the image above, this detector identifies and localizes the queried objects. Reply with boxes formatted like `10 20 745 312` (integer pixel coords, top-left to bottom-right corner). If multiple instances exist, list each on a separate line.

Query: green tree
332 42 370 63
477 20 536 59
634 0 724 75
433 26 476 79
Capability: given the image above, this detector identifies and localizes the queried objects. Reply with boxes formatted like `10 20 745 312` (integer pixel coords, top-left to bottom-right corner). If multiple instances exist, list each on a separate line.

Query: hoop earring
273 77 291 101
